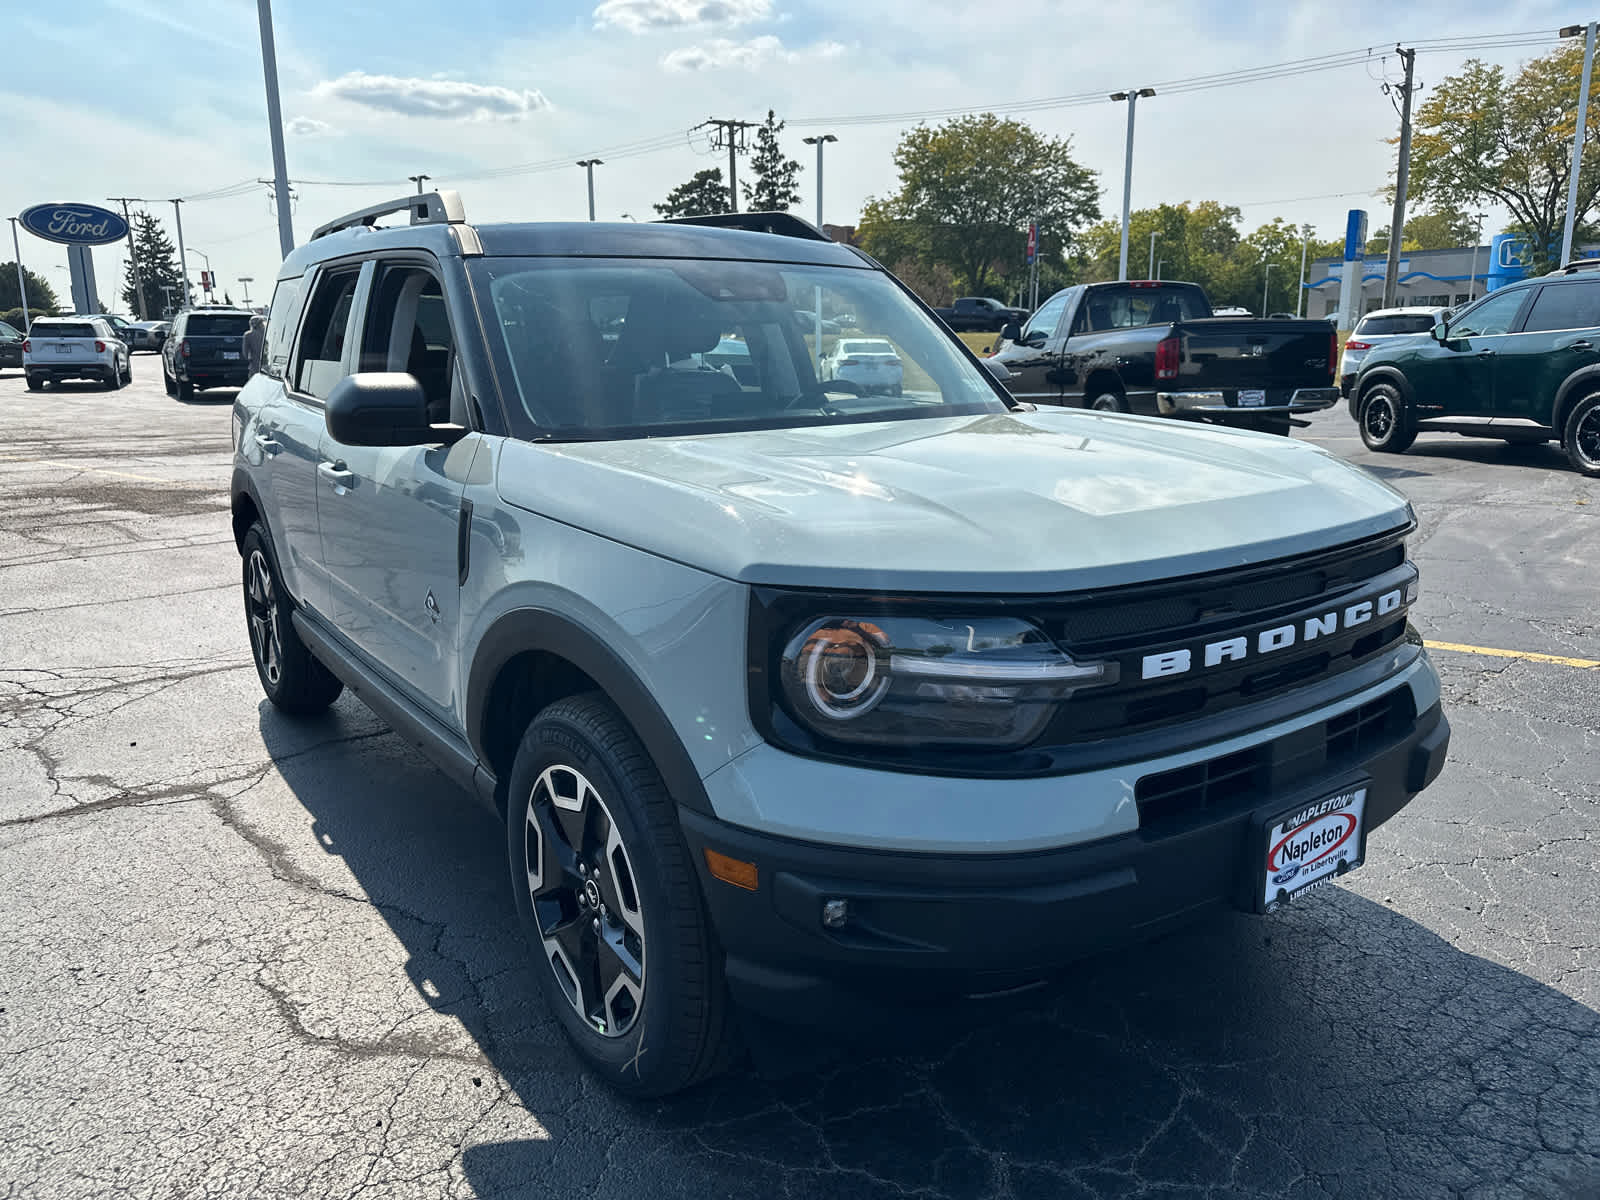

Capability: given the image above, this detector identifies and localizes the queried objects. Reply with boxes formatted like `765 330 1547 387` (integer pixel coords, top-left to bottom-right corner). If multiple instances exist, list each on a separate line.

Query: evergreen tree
743 110 801 212
119 212 186 318
654 168 734 219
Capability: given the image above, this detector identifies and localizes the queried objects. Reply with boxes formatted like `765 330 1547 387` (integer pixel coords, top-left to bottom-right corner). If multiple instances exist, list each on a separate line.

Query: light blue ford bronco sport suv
231 192 1450 1096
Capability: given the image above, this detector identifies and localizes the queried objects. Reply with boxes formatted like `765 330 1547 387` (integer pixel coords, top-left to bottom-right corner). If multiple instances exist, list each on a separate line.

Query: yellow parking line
0 455 187 486
1425 640 1600 669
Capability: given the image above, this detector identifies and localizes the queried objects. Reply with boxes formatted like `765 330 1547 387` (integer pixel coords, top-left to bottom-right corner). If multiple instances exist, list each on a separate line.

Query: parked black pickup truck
988 281 1339 434
932 296 1031 333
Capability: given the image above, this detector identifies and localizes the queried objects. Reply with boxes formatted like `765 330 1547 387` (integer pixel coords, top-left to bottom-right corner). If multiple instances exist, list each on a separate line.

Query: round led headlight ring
795 620 889 721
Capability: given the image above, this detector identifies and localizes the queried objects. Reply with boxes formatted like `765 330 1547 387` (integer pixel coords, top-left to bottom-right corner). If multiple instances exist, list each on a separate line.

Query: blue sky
2 0 1582 307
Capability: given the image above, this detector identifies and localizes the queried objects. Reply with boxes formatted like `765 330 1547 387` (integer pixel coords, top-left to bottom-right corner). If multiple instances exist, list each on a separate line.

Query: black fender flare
465 608 713 815
1353 366 1415 409
1553 365 1600 434
230 466 267 553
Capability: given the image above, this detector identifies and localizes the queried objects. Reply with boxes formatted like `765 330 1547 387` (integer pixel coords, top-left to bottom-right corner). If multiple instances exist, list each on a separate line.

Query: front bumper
1157 387 1341 418
683 690 1448 1026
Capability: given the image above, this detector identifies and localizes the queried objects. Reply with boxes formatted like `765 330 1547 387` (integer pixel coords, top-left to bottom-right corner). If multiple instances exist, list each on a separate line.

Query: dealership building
1304 234 1600 318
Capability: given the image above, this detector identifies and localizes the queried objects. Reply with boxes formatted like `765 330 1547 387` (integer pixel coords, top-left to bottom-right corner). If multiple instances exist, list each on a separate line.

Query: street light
1262 260 1276 315
190 248 213 301
802 134 838 230
408 173 431 194
1561 23 1597 266
238 277 254 305
577 159 603 221
1148 230 1157 280
1109 88 1156 281
8 217 29 332
619 212 639 222
1467 211 1487 300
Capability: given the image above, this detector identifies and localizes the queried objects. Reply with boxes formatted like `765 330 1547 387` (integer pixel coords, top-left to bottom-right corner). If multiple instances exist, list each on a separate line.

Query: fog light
1405 579 1419 604
822 899 849 929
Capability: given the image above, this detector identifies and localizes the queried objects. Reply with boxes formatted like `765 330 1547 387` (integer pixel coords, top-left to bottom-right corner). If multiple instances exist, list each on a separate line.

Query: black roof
472 221 865 266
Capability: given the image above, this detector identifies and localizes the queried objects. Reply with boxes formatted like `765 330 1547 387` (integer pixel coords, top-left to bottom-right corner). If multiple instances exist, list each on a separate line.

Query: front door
992 288 1073 405
316 260 474 721
1413 286 1532 418
1494 279 1600 425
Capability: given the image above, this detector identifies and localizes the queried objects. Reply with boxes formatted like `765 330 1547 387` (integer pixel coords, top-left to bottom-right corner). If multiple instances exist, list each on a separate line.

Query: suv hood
496 410 1411 593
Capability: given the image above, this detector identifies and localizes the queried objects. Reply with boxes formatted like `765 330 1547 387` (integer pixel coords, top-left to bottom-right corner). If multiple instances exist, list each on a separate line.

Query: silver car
1340 307 1448 395
822 336 904 395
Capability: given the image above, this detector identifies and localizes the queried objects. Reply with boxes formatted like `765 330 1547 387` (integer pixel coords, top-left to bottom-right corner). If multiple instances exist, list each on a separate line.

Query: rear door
991 288 1074 404
316 257 475 721
1494 279 1600 425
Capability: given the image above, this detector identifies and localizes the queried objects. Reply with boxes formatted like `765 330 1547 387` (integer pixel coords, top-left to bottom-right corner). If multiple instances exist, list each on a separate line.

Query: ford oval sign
19 203 129 247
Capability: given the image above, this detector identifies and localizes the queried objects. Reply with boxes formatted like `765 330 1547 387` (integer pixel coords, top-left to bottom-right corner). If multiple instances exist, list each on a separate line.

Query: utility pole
1561 23 1598 266
700 118 757 212
1148 230 1157 279
576 160 602 220
9 217 30 331
169 199 192 309
1468 211 1487 301
1110 88 1156 281
1382 45 1417 308
107 197 148 319
1296 225 1312 318
408 174 431 194
1262 260 1276 316
256 0 295 258
802 134 837 229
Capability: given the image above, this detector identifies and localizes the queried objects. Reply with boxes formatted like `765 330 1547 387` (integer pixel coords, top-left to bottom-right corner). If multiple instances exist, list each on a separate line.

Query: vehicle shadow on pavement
260 709 1600 1199
176 388 241 406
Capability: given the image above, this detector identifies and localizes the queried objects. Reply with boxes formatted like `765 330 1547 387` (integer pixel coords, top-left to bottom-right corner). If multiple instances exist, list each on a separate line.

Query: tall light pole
1561 23 1598 267
408 173 431 194
256 0 295 258
1467 210 1487 301
1156 258 1164 281
238 277 254 305
190 248 213 301
1262 260 1276 316
1148 230 1157 279
8 217 29 331
802 134 837 230
1296 225 1312 318
168 199 192 309
576 159 602 221
1110 88 1156 281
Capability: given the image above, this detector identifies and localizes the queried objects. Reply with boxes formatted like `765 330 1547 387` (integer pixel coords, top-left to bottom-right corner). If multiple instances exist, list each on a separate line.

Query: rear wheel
102 366 120 391
162 360 177 396
25 375 42 392
177 378 195 402
121 356 133 385
507 693 736 1097
1089 390 1130 413
1358 382 1416 453
1561 392 1600 478
240 523 344 715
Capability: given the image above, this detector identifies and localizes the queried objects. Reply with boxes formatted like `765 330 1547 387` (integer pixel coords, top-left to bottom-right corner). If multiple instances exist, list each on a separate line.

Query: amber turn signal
703 848 759 891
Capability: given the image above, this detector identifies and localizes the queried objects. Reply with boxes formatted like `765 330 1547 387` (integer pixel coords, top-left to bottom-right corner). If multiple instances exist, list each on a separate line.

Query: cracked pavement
0 366 1596 1199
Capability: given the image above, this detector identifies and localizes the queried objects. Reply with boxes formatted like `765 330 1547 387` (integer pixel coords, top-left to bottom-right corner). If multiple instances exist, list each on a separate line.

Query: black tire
240 523 343 715
25 376 42 392
507 692 736 1098
103 366 120 391
1088 389 1130 413
162 361 177 397
1562 391 1600 478
177 378 195 402
121 357 133 385
1358 382 1416 453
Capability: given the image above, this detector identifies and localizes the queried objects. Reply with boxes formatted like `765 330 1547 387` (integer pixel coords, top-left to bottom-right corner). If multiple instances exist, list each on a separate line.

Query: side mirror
325 372 466 446
1431 322 1449 342
980 357 1013 383
999 322 1023 343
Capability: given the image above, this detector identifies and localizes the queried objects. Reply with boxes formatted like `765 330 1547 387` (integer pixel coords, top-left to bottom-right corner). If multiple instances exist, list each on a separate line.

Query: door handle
1568 340 1593 350
254 432 281 455
1476 349 1497 356
318 461 354 489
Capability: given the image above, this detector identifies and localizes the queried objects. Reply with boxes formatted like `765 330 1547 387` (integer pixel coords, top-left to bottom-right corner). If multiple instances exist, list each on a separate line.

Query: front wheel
1562 392 1600 478
507 693 735 1097
240 524 344 714
1089 390 1130 413
1358 383 1416 453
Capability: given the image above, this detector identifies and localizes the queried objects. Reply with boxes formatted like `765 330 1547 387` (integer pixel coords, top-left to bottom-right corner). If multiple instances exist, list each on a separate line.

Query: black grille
1135 688 1416 835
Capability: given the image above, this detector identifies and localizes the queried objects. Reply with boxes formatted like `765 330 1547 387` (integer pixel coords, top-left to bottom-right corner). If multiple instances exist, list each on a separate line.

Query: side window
359 264 457 423
1449 288 1529 338
1520 283 1600 334
261 277 304 380
290 268 361 400
1022 291 1070 341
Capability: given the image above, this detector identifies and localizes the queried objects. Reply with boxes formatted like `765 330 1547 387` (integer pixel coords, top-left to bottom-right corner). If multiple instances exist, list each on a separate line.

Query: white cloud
594 0 770 33
661 35 843 71
286 116 334 137
312 72 550 121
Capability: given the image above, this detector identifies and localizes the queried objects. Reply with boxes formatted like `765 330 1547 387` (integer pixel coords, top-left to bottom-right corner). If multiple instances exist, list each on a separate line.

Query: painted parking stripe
1425 640 1600 669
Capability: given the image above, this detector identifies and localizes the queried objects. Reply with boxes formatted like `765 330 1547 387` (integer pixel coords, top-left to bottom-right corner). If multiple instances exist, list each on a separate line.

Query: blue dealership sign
1344 210 1368 262
18 202 129 246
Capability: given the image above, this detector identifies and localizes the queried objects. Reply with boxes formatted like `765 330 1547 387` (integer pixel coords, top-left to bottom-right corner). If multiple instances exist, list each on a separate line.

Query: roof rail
657 211 832 242
310 189 467 241
1559 258 1600 274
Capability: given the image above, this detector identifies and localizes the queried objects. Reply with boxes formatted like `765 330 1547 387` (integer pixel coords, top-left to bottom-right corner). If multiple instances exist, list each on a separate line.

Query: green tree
1408 44 1600 273
1070 201 1245 298
654 168 734 219
119 211 186 318
743 110 801 212
0 261 60 317
859 113 1100 297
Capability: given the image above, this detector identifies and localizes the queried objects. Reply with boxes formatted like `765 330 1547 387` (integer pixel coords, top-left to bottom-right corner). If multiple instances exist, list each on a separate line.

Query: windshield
472 257 1006 440
186 315 252 336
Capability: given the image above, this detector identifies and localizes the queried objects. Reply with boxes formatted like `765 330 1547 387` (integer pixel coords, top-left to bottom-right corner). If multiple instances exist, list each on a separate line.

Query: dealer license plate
55 344 74 355
1261 785 1366 911
222 351 241 360
1238 389 1267 407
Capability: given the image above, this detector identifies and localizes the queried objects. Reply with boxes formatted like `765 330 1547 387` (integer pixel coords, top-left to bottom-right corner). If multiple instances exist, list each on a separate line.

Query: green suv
1349 262 1600 477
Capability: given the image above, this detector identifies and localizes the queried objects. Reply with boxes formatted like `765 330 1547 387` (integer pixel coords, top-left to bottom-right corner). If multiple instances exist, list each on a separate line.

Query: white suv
23 317 132 391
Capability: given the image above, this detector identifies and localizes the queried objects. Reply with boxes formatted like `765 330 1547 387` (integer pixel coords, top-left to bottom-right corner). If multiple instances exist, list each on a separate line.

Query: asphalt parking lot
1 362 1596 1200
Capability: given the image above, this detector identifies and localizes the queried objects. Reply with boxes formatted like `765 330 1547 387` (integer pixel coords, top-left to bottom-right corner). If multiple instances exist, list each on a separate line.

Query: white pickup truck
23 317 132 391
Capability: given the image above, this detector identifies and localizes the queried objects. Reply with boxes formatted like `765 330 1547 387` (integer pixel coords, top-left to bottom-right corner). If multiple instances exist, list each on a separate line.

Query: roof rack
1559 258 1600 274
657 211 832 242
310 189 467 241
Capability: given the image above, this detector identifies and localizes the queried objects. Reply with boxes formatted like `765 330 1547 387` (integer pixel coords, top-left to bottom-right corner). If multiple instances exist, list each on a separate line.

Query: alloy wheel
524 765 646 1038
1576 407 1600 470
1364 394 1396 442
245 549 283 687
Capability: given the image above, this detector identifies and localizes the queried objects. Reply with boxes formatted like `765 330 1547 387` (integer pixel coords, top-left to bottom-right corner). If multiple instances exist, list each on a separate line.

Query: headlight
778 616 1116 748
